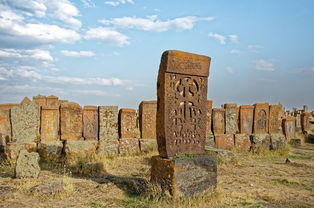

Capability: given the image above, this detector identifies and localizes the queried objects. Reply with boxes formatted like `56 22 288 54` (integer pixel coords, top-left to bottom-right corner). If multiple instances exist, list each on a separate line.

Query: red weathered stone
214 134 234 150
46 95 59 108
119 108 138 138
212 108 225 135
224 103 238 134
139 101 157 139
156 50 211 157
234 134 250 151
283 117 296 140
41 107 59 141
83 106 98 140
60 102 83 140
239 105 254 134
254 103 269 134
206 100 213 136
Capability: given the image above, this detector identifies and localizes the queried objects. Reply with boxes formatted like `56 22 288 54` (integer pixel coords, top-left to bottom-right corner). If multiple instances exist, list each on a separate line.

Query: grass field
0 144 313 208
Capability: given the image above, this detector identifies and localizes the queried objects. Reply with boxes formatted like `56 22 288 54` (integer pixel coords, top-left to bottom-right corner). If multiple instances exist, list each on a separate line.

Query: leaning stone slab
99 106 119 141
5 142 37 163
11 101 39 143
38 141 63 162
250 134 271 151
212 108 225 135
60 102 83 141
64 140 98 161
224 104 238 134
118 138 140 155
139 101 157 139
83 106 99 140
214 134 234 150
151 154 217 198
156 50 211 157
119 108 138 139
41 107 59 141
15 150 40 178
270 134 286 150
139 139 158 153
234 134 250 151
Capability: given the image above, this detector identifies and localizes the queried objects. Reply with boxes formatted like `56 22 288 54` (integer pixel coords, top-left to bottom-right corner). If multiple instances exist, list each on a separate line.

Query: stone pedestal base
151 154 217 198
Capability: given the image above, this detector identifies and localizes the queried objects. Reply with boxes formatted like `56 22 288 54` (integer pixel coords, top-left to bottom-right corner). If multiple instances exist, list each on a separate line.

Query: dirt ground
0 144 313 208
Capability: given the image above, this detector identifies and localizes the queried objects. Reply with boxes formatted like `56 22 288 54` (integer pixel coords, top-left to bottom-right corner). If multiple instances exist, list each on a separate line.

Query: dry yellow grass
0 144 313 208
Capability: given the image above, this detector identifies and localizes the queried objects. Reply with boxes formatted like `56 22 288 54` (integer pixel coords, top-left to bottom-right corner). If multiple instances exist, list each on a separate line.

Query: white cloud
100 15 214 32
248 45 263 53
61 50 95 57
226 66 235 74
230 49 241 55
208 32 226 44
80 0 96 8
255 59 275 71
6 0 47 17
79 90 108 96
0 48 53 61
84 27 129 46
229 34 239 43
104 0 134 7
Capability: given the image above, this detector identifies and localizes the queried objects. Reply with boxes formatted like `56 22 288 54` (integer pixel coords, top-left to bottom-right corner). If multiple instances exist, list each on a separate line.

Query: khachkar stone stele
151 50 217 198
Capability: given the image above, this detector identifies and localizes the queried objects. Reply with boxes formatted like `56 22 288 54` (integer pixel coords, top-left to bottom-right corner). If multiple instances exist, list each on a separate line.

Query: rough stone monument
151 50 217 197
41 107 59 141
253 103 269 134
283 117 296 140
83 106 99 140
0 109 11 148
212 108 225 135
119 108 138 138
139 101 157 139
60 102 83 140
224 103 238 134
239 105 254 134
269 105 284 134
206 100 213 136
15 150 40 178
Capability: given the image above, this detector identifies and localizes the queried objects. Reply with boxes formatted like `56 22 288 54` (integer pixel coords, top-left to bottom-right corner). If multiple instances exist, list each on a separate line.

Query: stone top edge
285 117 296 121
159 50 211 77
42 106 59 110
223 103 237 108
254 103 269 106
140 100 157 104
240 105 254 109
120 108 136 112
213 108 225 112
84 106 98 110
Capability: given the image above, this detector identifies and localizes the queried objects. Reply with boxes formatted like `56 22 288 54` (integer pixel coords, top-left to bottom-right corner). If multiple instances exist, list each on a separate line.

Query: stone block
269 105 284 134
239 105 254 134
118 138 140 155
212 108 225 135
270 134 286 150
283 117 296 140
250 134 271 151
20 97 31 105
234 134 250 151
83 106 99 140
97 140 119 156
119 108 138 139
0 109 11 147
253 103 269 134
60 102 83 141
206 100 213 136
290 138 301 146
99 106 119 141
205 135 215 148
0 103 20 111
64 140 98 160
38 141 63 162
46 95 59 108
139 101 157 139
214 134 234 150
295 113 302 132
224 103 238 134
151 154 217 197
11 101 39 143
4 142 37 163
139 139 158 153
41 107 59 141
15 150 40 178
156 50 210 157
33 94 46 108
301 112 311 132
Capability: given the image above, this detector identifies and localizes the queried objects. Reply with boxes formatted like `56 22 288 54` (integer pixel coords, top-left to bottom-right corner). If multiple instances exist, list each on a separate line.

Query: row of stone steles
0 95 158 163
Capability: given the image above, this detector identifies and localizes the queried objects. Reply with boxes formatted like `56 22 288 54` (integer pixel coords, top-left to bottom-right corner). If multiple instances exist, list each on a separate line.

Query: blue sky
0 0 313 110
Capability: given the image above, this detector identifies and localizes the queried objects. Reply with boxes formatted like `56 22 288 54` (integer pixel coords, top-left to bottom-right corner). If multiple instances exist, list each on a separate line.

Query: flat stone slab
250 134 271 151
38 141 63 162
15 150 40 178
151 154 217 198
270 134 286 150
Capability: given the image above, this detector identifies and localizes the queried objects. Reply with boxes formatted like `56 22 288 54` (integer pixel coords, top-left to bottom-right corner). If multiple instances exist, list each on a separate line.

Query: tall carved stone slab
139 101 157 139
301 112 311 132
119 108 137 139
0 109 11 146
99 106 118 141
283 117 296 140
253 103 269 134
83 106 99 140
239 105 254 134
46 95 59 107
11 101 39 143
269 105 284 134
33 95 46 108
295 113 302 132
224 103 238 134
156 50 210 157
206 100 213 137
41 107 59 141
60 102 83 140
212 108 225 135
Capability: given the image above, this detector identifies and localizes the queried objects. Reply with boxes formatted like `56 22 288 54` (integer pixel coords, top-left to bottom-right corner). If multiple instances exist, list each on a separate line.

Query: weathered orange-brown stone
20 97 31 105
156 50 211 157
269 105 284 134
119 108 137 139
139 101 157 139
254 103 269 134
301 112 311 132
212 108 225 135
0 109 11 146
283 117 296 140
0 103 20 111
234 134 250 151
206 100 213 137
214 134 234 150
83 106 98 140
4 142 37 163
33 94 46 107
239 105 254 134
41 107 59 141
224 103 238 134
118 138 140 154
46 95 59 107
60 102 83 140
